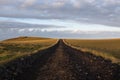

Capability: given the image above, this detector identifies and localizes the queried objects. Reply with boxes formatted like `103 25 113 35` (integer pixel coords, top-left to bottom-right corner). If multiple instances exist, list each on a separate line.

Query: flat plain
65 39 120 64
0 36 57 64
0 37 120 80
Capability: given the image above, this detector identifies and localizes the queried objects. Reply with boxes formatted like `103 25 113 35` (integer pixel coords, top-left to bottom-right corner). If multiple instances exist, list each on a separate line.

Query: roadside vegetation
0 36 57 64
65 39 120 64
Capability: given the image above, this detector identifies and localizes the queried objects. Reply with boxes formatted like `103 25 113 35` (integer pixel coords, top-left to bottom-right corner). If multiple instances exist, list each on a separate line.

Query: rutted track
0 40 120 80
0 41 59 80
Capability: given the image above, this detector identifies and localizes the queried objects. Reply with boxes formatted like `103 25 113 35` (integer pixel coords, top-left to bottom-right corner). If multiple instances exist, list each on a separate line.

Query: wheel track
0 40 59 80
63 41 120 80
36 41 74 80
0 39 120 80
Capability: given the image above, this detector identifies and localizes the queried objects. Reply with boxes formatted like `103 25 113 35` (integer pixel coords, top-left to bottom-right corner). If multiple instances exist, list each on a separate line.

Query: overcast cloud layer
0 0 120 40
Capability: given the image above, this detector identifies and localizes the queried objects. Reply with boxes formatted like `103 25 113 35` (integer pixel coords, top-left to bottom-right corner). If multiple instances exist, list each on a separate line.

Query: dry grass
65 39 120 64
0 37 57 64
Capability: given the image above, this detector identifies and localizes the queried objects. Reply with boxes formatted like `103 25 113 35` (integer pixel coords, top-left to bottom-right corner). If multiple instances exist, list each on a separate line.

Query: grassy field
0 36 57 64
65 39 120 64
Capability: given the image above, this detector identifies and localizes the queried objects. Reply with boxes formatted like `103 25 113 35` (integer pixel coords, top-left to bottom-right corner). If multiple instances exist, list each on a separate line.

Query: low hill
2 36 51 43
3 36 50 41
0 36 57 64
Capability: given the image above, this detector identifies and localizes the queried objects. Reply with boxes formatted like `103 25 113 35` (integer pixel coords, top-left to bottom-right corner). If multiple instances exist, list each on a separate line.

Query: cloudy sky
0 0 120 40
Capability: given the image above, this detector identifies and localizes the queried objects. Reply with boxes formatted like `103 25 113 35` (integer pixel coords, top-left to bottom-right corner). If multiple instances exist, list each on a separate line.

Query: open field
65 39 120 64
0 37 57 64
0 39 119 80
0 37 120 80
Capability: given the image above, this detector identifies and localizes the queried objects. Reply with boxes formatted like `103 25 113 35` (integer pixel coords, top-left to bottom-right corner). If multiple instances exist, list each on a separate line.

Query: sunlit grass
65 39 120 64
0 37 57 64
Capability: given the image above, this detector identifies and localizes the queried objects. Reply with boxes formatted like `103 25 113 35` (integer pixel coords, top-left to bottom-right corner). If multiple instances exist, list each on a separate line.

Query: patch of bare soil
0 40 120 80
36 41 74 80
63 41 120 80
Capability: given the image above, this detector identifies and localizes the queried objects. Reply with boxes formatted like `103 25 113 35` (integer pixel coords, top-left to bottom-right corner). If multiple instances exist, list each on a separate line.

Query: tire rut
0 40 120 80
36 40 74 80
63 40 120 80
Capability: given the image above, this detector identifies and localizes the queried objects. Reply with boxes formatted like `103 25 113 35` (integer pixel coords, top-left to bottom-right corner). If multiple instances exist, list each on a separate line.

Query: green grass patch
0 37 57 64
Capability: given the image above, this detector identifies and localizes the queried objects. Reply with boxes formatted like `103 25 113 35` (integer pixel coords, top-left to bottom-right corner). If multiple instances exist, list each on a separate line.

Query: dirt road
0 40 120 80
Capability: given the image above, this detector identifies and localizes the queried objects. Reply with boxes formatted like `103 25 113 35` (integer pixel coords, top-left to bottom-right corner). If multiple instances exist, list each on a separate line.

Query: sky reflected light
1 17 120 32
0 0 120 40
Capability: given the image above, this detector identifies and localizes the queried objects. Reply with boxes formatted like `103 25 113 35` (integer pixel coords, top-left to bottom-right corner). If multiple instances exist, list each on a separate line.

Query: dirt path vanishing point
0 40 120 80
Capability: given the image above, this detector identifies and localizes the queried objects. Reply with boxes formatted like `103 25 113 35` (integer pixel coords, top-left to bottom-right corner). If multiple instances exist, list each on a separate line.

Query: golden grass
65 39 120 64
0 37 58 64
2 36 50 43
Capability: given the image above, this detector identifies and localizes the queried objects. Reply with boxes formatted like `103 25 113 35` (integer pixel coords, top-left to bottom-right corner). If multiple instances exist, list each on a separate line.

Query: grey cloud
0 0 120 40
0 0 120 28
21 0 36 8
0 22 64 28
0 28 120 40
